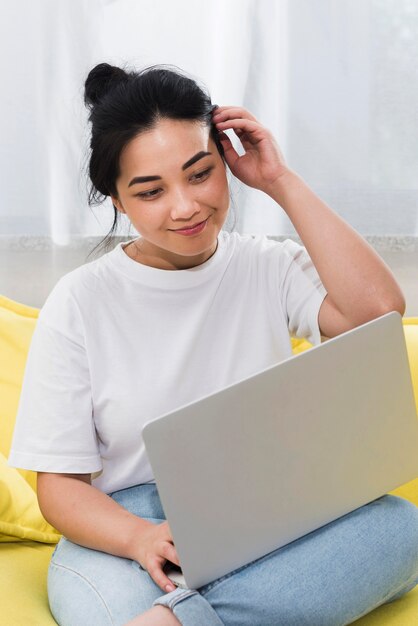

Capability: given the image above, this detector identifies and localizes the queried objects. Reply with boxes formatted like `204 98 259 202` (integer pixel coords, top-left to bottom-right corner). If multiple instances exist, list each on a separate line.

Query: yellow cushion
390 319 418 506
353 586 418 625
403 318 418 413
290 335 313 354
0 541 57 625
0 451 60 543
0 294 39 492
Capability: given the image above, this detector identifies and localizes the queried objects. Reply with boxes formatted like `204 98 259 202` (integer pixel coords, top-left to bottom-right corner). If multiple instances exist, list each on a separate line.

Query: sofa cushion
0 452 60 543
0 541 57 625
353 585 418 625
403 318 418 409
389 318 418 506
0 295 39 492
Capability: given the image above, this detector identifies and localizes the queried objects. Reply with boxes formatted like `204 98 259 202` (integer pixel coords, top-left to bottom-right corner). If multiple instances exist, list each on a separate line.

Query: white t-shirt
8 230 327 494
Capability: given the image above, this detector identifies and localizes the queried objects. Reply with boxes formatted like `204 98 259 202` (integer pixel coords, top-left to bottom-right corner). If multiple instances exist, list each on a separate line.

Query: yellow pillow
403 318 418 411
392 318 418 506
0 452 61 543
290 335 313 354
0 294 61 542
0 294 39 492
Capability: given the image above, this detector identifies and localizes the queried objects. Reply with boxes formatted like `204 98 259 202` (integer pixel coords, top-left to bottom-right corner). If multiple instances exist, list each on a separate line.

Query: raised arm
212 106 405 338
264 170 405 338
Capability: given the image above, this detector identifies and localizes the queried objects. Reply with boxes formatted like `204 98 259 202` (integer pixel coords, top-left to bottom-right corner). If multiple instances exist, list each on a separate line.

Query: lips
173 218 207 231
169 218 209 236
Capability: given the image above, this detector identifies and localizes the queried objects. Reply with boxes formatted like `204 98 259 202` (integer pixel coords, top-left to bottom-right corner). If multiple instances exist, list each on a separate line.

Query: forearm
267 169 406 322
37 473 152 561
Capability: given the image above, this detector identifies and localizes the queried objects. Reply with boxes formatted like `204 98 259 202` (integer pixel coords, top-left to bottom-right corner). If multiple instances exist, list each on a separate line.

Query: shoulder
38 255 106 335
222 230 306 264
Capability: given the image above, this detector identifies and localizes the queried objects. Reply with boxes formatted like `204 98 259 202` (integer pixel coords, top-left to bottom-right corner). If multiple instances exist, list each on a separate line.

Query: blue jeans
47 483 418 626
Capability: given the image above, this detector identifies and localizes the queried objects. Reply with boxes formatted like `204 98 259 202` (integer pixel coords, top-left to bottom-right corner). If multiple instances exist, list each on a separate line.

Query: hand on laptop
134 520 180 593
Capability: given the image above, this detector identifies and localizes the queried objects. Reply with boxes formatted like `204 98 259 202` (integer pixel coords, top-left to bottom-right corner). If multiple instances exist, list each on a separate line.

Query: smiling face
111 117 230 270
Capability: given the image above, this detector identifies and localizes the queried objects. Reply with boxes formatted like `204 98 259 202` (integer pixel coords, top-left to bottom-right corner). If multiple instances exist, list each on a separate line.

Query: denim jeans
47 483 418 626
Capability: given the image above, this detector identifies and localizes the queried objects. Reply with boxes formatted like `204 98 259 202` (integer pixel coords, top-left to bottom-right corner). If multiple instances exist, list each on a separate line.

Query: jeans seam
49 561 115 625
380 573 418 604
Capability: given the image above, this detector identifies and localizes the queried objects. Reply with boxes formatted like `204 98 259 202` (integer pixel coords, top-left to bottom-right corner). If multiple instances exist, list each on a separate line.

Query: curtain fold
0 0 417 241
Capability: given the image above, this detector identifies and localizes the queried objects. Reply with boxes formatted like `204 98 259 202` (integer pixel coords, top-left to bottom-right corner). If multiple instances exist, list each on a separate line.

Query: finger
212 105 256 118
159 523 180 563
215 118 265 144
161 541 181 567
212 106 258 123
147 558 177 593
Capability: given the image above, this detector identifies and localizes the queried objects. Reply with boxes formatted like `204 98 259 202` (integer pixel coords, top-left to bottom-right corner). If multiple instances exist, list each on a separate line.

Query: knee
379 495 418 569
48 562 115 626
47 558 161 626
382 495 418 534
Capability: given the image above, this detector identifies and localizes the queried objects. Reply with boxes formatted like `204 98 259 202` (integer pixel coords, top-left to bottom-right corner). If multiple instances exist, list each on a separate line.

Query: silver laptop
142 311 418 590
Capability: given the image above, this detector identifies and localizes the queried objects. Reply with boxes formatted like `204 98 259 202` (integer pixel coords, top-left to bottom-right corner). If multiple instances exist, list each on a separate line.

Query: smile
171 218 209 236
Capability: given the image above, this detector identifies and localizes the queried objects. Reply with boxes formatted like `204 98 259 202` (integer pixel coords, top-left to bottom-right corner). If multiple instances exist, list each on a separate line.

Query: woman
8 62 418 626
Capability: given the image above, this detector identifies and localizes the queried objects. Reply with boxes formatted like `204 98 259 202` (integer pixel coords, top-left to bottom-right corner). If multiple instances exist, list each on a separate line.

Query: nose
169 188 202 222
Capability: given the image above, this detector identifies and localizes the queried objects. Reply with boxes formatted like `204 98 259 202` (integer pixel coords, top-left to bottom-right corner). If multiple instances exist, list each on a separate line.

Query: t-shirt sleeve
7 277 102 476
277 239 328 346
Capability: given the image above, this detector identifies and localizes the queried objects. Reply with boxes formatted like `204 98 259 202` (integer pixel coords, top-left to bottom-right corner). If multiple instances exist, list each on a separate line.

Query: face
111 118 230 270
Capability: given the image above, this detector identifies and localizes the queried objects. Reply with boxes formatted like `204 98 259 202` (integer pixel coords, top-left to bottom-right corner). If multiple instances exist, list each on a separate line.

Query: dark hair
83 62 236 258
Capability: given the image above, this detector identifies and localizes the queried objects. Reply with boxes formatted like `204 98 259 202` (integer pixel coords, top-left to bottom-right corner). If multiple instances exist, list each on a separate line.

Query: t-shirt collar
106 231 228 289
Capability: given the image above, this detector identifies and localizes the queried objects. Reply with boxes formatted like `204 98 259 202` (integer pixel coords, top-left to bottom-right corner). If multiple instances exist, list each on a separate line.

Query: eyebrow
127 151 212 187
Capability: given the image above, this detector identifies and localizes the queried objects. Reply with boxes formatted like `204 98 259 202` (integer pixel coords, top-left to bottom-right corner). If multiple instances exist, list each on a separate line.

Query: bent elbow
380 290 406 318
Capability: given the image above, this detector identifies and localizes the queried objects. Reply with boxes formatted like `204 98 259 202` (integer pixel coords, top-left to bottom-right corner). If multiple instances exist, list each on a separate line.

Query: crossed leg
47 496 418 626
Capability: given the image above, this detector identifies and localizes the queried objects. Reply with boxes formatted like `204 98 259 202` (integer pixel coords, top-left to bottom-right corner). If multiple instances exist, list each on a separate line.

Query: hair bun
84 63 129 107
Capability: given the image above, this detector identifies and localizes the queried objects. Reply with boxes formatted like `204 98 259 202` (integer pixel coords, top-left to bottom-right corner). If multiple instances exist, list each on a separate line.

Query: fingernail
165 584 175 592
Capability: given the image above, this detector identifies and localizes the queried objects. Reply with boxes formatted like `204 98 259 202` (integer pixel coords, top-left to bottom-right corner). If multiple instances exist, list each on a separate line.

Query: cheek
217 173 230 207
205 170 229 204
124 206 158 231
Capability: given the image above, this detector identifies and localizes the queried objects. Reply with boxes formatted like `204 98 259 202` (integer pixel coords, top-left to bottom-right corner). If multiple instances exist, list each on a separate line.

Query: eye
191 167 213 182
135 188 161 200
134 167 213 200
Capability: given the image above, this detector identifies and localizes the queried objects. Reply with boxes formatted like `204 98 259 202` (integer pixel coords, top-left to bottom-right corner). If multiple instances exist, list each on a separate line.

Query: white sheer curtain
286 0 418 236
0 0 104 243
0 0 417 242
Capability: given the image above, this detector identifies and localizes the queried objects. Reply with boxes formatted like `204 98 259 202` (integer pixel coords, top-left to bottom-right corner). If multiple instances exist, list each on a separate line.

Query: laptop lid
142 311 418 589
